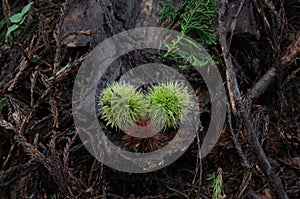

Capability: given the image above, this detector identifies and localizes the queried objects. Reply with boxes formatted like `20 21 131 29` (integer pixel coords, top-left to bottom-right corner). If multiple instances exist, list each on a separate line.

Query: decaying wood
218 0 288 198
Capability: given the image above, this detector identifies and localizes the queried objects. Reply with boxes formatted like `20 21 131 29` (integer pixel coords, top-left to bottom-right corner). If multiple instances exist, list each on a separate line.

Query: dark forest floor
0 0 299 198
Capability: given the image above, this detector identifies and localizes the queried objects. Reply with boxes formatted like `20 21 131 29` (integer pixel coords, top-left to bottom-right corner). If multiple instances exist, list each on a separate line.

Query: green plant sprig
0 97 7 111
158 0 176 23
207 168 223 199
160 0 217 69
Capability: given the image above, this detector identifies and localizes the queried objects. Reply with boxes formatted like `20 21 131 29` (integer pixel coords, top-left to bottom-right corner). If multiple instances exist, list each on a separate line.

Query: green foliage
159 0 176 22
5 2 33 41
0 18 7 33
98 82 147 129
160 0 217 68
207 170 223 199
48 64 71 80
164 33 216 68
133 144 140 156
289 32 296 39
146 81 193 129
76 77 91 89
0 97 7 111
169 0 217 45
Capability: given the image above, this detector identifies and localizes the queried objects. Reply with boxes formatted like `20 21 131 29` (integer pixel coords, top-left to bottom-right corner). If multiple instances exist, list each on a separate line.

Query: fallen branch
226 102 252 171
218 1 288 198
246 66 277 104
247 32 300 104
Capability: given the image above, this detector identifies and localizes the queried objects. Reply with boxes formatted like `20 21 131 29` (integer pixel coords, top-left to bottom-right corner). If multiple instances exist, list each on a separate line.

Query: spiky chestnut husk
146 81 194 129
98 82 147 129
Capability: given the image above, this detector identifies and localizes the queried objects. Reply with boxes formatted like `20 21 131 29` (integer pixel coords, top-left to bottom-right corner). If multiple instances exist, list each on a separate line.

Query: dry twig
247 32 300 104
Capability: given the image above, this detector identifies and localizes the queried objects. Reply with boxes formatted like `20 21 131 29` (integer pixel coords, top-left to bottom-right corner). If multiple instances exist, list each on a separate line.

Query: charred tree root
218 0 288 198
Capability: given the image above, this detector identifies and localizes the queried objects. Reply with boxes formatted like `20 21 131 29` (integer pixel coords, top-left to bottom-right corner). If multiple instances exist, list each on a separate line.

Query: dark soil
0 0 299 198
